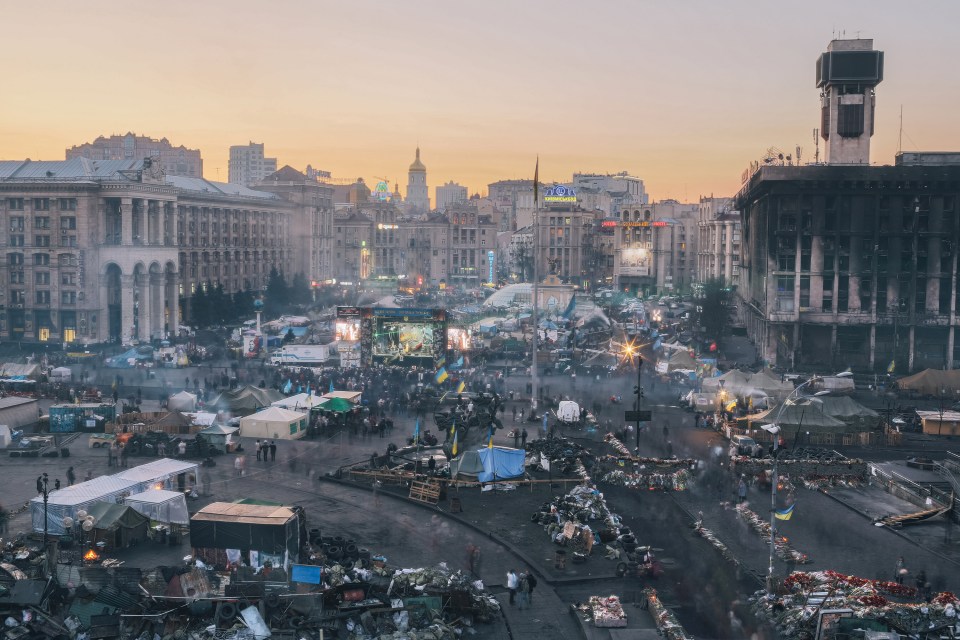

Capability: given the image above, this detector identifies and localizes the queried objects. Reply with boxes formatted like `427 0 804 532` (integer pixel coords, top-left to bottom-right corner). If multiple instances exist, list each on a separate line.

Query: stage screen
447 326 473 351
336 319 361 342
373 321 435 358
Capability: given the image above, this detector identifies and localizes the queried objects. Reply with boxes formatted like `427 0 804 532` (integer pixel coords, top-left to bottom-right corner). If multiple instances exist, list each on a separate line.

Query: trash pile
601 467 691 492
571 594 627 628
753 570 958 640
645 588 694 640
735 503 810 564
525 436 593 474
0 536 500 640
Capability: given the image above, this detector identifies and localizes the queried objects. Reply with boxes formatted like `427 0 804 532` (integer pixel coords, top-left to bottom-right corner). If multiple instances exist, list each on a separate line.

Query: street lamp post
938 388 946 436
37 473 49 548
763 372 850 595
635 353 643 453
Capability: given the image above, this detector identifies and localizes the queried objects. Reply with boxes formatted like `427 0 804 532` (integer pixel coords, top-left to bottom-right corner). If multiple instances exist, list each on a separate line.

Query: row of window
8 290 77 304
5 198 77 211
7 216 76 230
7 253 78 266
9 271 77 285
7 235 78 248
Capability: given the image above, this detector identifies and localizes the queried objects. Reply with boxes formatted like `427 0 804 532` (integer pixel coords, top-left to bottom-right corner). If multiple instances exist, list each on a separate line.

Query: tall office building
229 142 278 187
435 181 467 212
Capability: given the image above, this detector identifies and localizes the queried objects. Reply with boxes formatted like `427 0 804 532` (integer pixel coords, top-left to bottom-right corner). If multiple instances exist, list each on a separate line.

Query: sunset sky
2 1 958 201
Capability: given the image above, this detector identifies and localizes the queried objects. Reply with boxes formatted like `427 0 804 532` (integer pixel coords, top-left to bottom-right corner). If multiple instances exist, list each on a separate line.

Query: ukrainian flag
456 380 466 394
774 504 795 521
435 367 448 384
887 359 896 374
487 425 495 449
452 430 459 456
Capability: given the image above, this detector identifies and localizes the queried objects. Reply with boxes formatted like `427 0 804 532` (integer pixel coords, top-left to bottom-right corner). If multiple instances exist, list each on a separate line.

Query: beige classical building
66 132 203 177
0 158 322 345
697 196 741 286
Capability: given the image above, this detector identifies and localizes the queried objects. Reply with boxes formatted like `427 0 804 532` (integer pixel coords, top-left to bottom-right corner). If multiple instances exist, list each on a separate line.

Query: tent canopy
115 458 200 487
85 501 150 531
742 400 847 436
124 489 190 525
167 391 197 412
322 391 361 404
209 386 284 413
318 397 354 413
190 502 300 562
896 369 960 395
272 393 325 411
663 350 696 371
239 406 308 440
450 450 484 478
476 447 525 482
817 395 881 429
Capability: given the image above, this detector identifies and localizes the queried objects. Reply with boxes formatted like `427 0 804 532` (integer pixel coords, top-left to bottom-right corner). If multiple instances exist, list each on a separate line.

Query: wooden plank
409 479 441 505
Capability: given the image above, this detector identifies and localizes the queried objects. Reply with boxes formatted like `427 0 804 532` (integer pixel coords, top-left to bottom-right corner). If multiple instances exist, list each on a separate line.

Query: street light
36 473 49 548
622 343 644 452
763 373 847 595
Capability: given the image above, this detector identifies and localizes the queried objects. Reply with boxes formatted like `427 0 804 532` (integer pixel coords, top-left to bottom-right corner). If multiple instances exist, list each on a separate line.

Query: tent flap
476 447 525 482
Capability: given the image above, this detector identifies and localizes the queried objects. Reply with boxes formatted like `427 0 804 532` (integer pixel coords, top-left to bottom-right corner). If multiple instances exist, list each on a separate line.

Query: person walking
517 571 531 610
526 568 537 603
177 440 187 458
513 429 520 448
107 443 115 468
506 569 518 605
255 440 262 461
66 466 76 486
521 428 528 448
269 441 277 462
120 443 130 468
737 476 748 504
895 556 906 584
234 455 244 477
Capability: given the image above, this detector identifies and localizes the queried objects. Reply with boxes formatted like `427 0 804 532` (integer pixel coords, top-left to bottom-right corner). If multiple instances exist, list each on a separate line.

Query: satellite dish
82 520 94 532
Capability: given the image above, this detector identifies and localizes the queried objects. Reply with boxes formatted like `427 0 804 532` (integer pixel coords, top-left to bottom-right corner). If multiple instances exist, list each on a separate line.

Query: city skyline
2 1 959 200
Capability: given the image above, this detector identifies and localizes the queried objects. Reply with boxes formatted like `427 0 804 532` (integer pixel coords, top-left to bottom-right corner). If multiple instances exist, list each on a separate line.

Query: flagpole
531 157 540 414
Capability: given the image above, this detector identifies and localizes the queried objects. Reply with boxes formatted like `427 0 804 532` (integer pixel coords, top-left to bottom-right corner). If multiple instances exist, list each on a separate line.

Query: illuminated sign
374 181 390 201
487 250 495 284
543 185 577 203
377 223 399 230
600 220 618 228
621 221 669 228
619 246 651 277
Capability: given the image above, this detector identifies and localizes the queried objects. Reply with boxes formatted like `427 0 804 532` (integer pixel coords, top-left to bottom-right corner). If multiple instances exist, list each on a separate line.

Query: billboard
335 306 362 342
345 307 447 367
619 246 651 277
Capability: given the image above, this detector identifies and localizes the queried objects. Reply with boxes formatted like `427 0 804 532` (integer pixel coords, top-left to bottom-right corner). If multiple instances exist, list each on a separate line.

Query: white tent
124 489 190 525
167 391 198 412
272 392 325 412
239 406 309 440
115 458 200 492
31 476 141 535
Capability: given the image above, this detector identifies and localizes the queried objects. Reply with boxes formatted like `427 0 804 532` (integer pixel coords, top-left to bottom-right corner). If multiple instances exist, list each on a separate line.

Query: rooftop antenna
796 146 802 165
898 105 903 155
813 129 820 164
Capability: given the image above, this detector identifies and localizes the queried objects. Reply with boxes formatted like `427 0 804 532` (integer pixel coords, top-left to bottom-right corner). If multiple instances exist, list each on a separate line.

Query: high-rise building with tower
817 39 884 165
405 147 430 213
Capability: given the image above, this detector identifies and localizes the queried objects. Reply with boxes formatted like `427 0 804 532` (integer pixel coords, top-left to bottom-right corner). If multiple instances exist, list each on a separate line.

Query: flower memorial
645 588 694 640
735 503 810 564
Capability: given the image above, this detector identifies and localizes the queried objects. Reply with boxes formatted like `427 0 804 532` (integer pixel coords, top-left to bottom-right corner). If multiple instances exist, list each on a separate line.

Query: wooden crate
409 479 441 505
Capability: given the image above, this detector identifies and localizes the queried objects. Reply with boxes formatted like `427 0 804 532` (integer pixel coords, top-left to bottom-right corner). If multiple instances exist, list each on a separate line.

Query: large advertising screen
336 307 362 342
363 307 447 367
373 321 435 358
619 246 651 277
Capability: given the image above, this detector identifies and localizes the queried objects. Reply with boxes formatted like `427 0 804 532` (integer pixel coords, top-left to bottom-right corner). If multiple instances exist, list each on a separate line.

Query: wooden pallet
409 479 441 505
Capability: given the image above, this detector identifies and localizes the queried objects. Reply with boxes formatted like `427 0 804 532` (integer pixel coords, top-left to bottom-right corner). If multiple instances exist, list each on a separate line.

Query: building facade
229 142 278 187
66 132 203 177
0 158 303 345
697 196 741 286
405 148 430 214
613 201 699 295
736 160 960 373
534 205 591 287
435 181 468 212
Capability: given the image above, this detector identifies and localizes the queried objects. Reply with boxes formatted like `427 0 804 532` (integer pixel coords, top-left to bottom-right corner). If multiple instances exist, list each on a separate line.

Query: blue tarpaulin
476 447 525 482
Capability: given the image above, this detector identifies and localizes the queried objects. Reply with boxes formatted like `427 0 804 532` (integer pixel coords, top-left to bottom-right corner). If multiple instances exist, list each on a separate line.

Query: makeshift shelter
916 410 960 436
167 391 198 412
321 391 362 404
0 397 40 432
124 489 190 525
115 458 200 493
701 370 752 395
658 350 696 373
818 395 881 430
742 401 847 438
239 407 308 440
31 476 141 535
0 363 40 380
50 366 72 382
84 502 150 550
450 450 485 479
896 369 960 396
208 386 284 415
749 369 795 399
317 397 354 414
197 424 239 453
272 392 325 412
476 447 526 482
190 502 301 568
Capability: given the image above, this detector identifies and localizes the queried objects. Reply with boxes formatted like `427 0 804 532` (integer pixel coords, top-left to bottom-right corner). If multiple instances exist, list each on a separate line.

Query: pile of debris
525 436 593 474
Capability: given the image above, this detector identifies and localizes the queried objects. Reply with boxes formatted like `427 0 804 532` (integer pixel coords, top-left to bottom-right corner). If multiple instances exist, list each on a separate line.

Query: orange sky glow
1 1 959 201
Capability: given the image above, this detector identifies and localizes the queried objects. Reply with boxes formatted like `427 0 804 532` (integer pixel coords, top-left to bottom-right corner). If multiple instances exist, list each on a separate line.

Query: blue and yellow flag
436 354 446 369
435 367 449 384
887 359 896 374
452 430 459 456
413 417 420 444
456 380 466 394
487 425 494 449
774 504 795 521
449 419 456 438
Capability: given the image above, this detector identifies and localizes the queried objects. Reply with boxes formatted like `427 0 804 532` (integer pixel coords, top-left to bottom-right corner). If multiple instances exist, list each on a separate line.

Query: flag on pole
456 380 466 394
413 417 420 444
329 379 335 393
533 156 539 206
436 354 446 369
449 419 456 438
434 367 448 384
774 504 795 521
887 359 896 374
452 430 459 456
487 424 494 449
542 412 548 433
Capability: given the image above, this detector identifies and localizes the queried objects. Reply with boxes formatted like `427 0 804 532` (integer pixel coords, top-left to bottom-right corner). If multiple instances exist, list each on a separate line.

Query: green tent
319 397 355 413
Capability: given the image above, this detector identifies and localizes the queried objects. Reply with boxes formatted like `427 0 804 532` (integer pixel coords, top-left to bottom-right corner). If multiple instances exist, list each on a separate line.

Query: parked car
89 433 116 448
731 434 756 455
